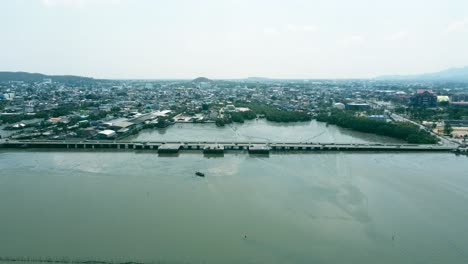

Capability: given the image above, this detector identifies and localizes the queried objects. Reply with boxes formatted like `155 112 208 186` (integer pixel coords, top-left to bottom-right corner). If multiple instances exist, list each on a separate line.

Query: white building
333 103 345 110
98 129 116 139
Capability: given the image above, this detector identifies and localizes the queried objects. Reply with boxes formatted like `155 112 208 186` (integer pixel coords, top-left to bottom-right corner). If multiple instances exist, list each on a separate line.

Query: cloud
446 19 468 32
385 31 409 41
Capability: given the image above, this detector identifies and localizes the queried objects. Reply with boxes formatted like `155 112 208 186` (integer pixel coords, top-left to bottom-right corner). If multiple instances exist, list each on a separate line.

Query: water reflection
126 119 404 144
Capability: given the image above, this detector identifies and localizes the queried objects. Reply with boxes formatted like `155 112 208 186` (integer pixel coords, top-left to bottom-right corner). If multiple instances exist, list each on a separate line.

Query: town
1 72 468 147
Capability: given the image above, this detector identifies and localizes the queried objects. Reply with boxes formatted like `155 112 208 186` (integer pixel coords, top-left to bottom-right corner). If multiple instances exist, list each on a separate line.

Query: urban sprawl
1 75 468 147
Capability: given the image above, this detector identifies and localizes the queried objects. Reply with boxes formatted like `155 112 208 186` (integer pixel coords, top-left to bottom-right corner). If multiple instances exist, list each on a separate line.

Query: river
1 151 468 264
1 121 468 264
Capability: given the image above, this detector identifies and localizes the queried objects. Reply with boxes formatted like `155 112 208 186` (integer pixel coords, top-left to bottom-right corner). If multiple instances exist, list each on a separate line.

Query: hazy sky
1 0 468 79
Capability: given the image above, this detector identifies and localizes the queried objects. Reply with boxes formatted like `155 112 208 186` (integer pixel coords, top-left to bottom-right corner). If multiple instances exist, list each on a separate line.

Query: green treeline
0 114 37 124
215 117 231 127
316 111 438 144
238 103 311 122
215 103 311 127
230 111 257 123
215 111 256 126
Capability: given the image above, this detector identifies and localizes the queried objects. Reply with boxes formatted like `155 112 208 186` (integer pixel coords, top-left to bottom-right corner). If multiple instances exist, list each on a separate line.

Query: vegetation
0 100 7 111
0 71 94 83
237 103 311 122
316 111 438 144
444 123 453 135
447 108 468 120
398 107 468 122
215 117 232 127
229 111 256 123
192 77 212 83
0 114 37 124
87 111 108 121
214 103 311 126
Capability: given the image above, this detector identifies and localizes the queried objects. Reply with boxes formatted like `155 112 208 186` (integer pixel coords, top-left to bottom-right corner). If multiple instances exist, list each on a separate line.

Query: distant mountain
0 71 94 83
192 77 212 83
377 66 468 82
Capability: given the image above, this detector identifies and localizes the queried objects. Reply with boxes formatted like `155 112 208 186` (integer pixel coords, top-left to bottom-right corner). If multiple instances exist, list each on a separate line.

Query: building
24 102 35 113
395 91 407 98
333 103 345 110
97 129 116 139
224 104 236 112
451 102 468 108
437 96 450 105
3 93 15 100
410 90 437 107
450 94 468 102
345 103 371 111
368 115 388 122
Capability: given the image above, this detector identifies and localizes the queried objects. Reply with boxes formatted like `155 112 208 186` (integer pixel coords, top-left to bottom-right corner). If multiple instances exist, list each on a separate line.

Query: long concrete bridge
0 139 463 155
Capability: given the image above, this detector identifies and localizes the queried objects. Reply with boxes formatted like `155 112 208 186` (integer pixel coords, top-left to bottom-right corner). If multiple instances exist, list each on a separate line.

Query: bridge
0 139 462 155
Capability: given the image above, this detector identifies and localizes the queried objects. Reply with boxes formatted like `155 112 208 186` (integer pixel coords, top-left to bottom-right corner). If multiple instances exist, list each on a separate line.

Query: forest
316 111 438 144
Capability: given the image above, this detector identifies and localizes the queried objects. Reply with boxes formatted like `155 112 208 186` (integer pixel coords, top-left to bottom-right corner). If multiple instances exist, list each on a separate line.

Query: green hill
0 71 94 83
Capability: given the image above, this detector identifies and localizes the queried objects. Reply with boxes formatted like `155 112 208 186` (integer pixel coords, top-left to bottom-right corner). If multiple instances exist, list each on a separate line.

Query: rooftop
417 89 434 94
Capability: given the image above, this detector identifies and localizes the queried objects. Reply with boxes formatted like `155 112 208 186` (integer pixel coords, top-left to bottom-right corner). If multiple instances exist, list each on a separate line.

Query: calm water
125 119 404 143
1 151 468 264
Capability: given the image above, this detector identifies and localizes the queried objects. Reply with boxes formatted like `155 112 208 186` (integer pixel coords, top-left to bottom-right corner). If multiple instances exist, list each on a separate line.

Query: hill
0 71 94 83
377 66 468 82
192 77 212 83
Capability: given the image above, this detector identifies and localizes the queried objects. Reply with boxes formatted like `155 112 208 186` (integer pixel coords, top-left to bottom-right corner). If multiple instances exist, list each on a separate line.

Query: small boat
195 171 205 177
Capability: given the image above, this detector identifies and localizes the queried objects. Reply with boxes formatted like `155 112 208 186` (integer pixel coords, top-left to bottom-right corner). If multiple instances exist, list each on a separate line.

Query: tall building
410 90 437 107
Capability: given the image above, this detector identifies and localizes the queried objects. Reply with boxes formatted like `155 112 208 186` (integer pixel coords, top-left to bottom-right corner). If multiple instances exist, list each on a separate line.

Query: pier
0 139 461 155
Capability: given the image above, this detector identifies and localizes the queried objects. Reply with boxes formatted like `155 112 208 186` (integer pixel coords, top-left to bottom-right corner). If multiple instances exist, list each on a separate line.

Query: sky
1 0 468 79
